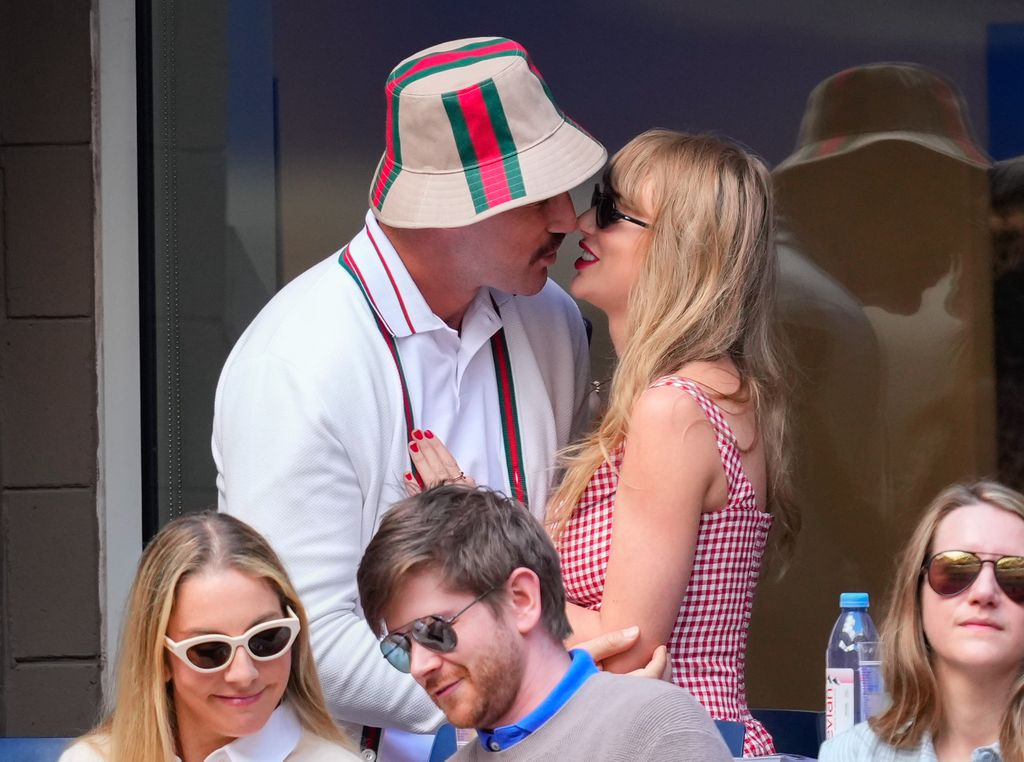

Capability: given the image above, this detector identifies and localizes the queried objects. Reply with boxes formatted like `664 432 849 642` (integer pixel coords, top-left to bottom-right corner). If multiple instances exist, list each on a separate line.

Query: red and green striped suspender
339 246 529 505
489 327 528 505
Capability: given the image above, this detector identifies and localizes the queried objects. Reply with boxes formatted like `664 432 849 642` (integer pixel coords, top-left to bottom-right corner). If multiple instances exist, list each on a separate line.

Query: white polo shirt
346 211 522 499
213 210 589 758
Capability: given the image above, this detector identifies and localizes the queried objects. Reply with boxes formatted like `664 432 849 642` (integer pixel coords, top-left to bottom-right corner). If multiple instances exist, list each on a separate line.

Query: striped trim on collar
346 210 515 337
345 211 442 337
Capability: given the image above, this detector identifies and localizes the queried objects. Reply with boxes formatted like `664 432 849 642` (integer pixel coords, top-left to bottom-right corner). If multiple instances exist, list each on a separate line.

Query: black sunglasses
379 588 495 673
591 184 650 229
922 550 1024 603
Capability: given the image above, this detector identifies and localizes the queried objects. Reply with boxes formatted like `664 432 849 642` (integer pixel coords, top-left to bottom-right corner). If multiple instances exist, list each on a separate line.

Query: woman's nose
578 204 598 234
967 562 1002 605
223 646 260 685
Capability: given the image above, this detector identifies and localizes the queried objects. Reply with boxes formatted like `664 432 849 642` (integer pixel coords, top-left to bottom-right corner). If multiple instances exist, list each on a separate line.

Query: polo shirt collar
345 211 445 338
476 649 598 752
348 212 515 339
178 703 302 762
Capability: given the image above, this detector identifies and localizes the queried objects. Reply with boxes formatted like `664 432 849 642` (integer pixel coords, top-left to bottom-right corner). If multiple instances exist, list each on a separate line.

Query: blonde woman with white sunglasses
61 511 357 761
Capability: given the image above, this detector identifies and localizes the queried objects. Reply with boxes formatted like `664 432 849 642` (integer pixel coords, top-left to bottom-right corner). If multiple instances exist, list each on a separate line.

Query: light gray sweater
454 671 732 761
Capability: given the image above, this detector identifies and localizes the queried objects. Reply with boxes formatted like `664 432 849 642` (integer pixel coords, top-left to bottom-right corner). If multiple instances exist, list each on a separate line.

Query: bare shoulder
632 383 711 433
624 383 724 507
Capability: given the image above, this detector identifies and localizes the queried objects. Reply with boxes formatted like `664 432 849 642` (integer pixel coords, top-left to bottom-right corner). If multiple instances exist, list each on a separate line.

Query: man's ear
504 567 543 635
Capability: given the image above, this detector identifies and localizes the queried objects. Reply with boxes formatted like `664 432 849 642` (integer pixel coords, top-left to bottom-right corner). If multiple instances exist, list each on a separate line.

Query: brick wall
0 0 102 735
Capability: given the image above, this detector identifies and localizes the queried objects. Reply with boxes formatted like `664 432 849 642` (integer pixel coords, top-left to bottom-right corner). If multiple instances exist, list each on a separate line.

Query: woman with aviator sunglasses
61 511 357 762
407 130 795 756
820 481 1024 762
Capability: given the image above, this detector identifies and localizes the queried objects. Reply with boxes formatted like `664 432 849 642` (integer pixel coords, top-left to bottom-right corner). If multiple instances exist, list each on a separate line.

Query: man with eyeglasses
357 485 732 761
214 36 621 760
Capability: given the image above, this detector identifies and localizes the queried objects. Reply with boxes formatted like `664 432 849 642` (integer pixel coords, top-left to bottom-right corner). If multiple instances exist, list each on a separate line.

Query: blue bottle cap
840 592 869 608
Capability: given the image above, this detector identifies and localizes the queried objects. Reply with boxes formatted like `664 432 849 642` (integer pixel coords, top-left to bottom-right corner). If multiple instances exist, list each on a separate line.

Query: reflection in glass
777 63 993 541
765 63 994 705
993 156 1024 488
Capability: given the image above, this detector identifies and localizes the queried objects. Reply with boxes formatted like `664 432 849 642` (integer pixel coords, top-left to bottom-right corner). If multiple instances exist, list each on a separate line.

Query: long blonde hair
548 130 797 555
79 512 351 760
870 481 1024 760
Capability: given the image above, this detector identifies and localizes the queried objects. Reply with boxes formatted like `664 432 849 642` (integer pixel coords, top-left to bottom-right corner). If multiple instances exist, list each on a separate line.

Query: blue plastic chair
427 723 458 762
0 737 72 761
713 719 745 757
751 708 825 758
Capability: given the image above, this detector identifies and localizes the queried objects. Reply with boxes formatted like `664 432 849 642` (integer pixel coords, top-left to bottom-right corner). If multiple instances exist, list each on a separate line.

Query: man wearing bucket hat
213 38 606 759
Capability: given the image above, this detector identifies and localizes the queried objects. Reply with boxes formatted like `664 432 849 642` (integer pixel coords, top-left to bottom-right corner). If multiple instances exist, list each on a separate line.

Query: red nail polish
413 429 424 440
425 430 434 439
404 472 413 481
410 442 419 453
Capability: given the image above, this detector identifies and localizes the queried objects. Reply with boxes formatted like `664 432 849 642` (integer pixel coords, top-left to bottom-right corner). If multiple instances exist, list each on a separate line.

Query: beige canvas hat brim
373 118 606 229
369 37 607 229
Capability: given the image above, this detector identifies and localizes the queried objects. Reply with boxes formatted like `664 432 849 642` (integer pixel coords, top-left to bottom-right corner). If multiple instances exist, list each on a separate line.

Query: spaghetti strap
650 376 757 508
560 374 776 757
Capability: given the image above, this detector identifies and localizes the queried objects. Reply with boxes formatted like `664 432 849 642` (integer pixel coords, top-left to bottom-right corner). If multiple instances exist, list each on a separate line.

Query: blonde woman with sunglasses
820 481 1024 762
61 512 357 762
408 130 797 757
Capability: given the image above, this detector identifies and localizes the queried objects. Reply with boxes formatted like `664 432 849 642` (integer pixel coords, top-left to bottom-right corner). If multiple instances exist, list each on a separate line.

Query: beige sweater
454 671 732 761
58 728 359 761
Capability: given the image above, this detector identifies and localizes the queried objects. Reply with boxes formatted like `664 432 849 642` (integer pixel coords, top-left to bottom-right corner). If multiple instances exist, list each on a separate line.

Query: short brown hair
357 485 571 641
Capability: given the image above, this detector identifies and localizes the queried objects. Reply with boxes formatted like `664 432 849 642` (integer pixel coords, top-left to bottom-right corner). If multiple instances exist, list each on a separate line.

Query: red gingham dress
558 377 775 757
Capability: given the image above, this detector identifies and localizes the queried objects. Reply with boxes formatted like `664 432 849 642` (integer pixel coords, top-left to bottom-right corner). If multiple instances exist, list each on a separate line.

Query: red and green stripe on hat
372 37 559 215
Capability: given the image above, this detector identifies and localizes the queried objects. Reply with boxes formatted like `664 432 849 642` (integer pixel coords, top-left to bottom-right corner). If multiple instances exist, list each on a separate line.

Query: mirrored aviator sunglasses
378 589 494 673
923 550 1024 603
164 606 301 673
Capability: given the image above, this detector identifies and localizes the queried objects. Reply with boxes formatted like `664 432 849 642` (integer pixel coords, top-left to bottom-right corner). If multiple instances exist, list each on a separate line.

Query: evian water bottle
825 592 882 739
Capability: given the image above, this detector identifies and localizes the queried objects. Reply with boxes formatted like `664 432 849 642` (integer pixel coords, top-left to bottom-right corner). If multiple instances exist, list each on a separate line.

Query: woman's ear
504 567 543 635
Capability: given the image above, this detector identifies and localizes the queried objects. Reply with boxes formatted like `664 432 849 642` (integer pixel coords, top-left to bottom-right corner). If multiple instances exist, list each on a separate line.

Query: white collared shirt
58 704 327 762
212 208 589 751
350 211 514 496
188 703 302 762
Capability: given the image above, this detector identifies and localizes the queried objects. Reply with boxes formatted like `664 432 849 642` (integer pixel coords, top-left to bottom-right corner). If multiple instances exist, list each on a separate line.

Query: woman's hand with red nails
406 432 476 491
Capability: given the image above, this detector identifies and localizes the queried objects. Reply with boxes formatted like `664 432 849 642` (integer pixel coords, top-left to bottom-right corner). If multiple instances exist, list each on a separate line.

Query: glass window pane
141 0 1023 714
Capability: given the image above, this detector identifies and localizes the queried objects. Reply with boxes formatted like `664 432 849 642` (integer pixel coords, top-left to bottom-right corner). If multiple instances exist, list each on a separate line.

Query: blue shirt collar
476 649 599 752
